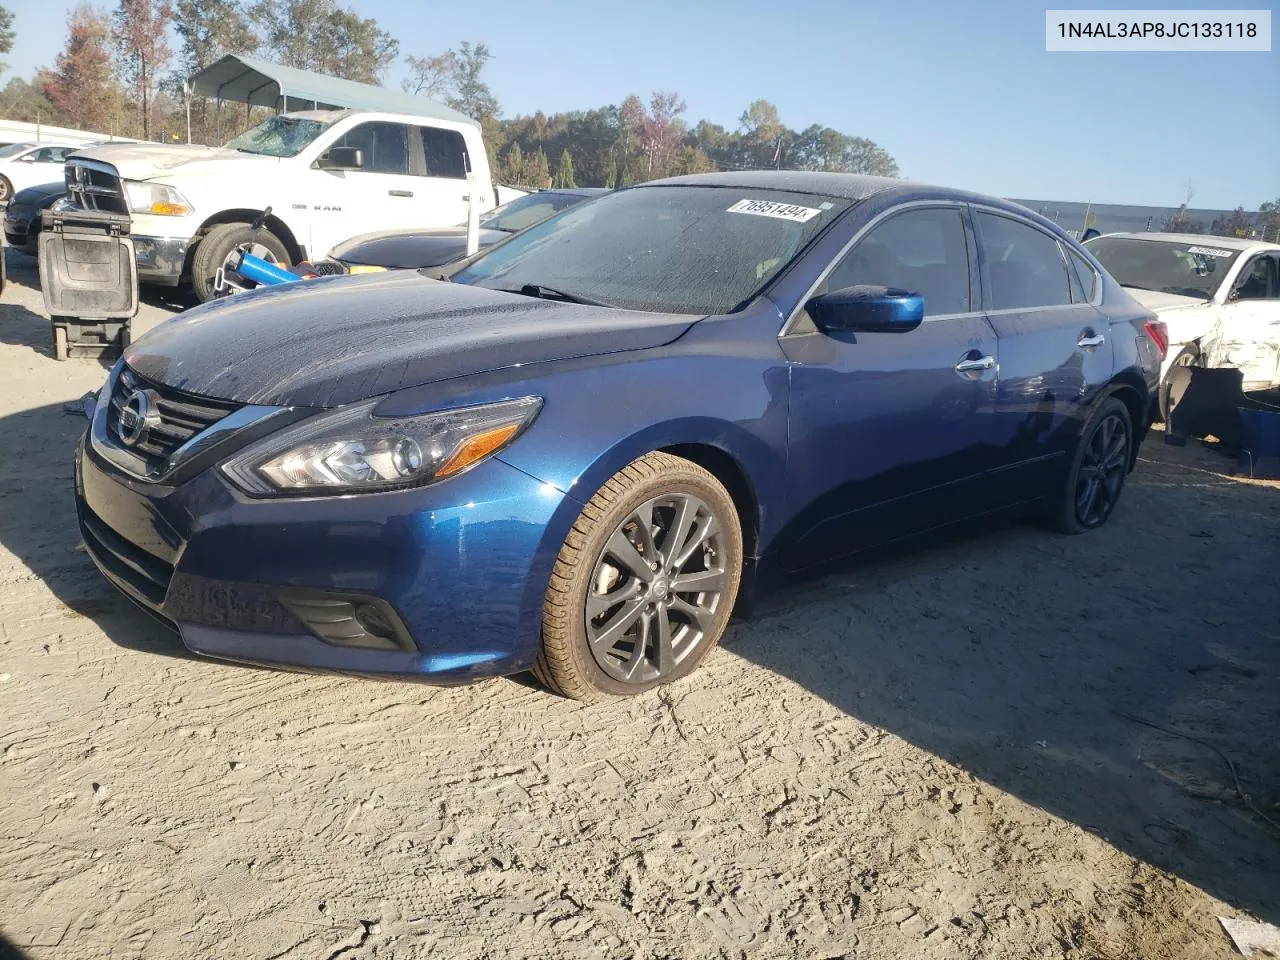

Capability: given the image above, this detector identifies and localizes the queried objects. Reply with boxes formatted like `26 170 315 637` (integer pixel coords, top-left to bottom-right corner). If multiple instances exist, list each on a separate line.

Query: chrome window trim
779 200 980 336
969 202 1104 308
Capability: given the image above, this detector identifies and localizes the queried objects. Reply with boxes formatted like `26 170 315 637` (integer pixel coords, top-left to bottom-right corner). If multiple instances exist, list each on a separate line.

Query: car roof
1095 232 1280 252
538 187 609 198
637 171 1050 225
642 170 914 201
5 141 78 150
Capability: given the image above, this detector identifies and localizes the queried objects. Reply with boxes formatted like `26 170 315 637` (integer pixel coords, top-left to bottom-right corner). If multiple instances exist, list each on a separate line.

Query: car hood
124 272 699 407
71 142 276 180
330 226 508 268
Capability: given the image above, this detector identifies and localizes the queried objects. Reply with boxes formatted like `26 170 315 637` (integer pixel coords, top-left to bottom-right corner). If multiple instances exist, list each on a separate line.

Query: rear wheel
535 452 743 701
1048 396 1133 534
190 222 290 302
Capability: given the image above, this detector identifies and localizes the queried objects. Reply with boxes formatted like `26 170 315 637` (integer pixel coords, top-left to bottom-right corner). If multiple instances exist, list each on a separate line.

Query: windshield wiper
499 283 609 306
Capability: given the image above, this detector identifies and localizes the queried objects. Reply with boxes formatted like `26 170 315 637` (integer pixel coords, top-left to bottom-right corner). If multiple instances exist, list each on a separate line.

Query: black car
328 188 608 270
4 182 66 254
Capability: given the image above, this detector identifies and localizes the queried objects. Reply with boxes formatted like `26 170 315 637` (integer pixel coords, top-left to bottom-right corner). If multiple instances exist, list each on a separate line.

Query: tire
0 176 11 203
53 326 68 361
1047 396 1133 534
535 452 744 701
190 222 290 303
1157 343 1201 422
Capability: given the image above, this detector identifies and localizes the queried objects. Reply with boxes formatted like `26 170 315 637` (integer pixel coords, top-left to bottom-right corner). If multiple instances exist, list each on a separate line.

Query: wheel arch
659 442 761 563
1097 372 1150 468
192 209 306 264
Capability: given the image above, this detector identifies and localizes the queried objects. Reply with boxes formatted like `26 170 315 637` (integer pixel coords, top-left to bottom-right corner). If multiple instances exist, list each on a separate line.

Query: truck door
410 124 476 228
308 121 424 256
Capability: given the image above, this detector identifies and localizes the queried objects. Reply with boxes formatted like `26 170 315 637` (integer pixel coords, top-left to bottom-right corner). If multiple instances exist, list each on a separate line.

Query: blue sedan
75 172 1165 699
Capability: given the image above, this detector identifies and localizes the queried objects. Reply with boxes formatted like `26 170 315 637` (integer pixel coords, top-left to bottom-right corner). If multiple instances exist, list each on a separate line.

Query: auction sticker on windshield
726 199 822 223
1187 245 1236 258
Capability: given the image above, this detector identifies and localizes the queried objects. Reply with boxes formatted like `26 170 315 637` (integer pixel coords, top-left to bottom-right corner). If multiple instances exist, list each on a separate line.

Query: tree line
0 0 899 187
0 0 1274 231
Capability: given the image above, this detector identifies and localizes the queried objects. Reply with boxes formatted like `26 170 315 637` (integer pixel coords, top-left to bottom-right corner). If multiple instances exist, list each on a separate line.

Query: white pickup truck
64 109 515 301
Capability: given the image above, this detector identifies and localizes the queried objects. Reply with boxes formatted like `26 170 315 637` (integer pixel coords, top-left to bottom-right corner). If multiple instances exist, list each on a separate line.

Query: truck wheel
191 222 290 303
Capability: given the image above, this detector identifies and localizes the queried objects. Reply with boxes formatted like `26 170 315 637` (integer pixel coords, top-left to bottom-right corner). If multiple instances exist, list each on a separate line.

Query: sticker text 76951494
726 199 822 223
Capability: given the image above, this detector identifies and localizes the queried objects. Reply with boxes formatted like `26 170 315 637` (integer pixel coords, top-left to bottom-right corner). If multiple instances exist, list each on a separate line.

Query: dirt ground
1 248 1277 960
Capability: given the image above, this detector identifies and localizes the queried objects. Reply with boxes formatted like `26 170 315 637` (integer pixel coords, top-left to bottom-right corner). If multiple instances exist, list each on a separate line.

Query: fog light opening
354 602 396 640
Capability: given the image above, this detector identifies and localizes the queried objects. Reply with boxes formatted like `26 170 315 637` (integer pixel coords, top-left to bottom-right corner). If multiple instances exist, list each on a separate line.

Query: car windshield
225 115 332 158
480 192 592 233
1085 237 1240 300
452 186 848 314
0 143 31 159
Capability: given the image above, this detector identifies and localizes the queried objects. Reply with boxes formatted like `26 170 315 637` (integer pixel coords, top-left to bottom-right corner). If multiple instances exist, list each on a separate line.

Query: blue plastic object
1237 406 1280 479
235 251 300 286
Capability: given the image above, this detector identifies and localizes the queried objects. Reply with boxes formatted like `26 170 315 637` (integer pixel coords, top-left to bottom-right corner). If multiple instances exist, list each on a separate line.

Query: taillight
1143 319 1169 360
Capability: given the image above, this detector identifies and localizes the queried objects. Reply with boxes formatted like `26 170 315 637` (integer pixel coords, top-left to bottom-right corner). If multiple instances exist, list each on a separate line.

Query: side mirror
20 155 35 163
806 285 924 334
317 146 363 171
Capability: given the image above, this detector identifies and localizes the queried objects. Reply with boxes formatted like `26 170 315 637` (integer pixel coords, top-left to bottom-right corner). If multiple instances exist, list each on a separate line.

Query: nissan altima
75 172 1164 700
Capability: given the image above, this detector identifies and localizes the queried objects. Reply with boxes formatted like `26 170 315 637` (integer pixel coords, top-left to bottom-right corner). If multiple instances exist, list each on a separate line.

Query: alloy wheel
1074 412 1129 527
585 493 728 684
227 241 279 274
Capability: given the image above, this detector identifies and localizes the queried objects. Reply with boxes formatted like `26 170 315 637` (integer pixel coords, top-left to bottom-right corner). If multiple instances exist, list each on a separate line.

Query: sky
4 0 1277 209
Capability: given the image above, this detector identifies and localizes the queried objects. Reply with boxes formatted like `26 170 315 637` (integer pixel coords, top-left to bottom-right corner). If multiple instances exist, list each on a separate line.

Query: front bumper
132 235 189 286
3 212 34 252
74 408 575 681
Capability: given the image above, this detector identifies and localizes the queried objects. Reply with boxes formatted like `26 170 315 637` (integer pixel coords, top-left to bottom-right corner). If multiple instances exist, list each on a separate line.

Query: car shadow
0 380 1275 927
0 396 200 664
724 443 1280 924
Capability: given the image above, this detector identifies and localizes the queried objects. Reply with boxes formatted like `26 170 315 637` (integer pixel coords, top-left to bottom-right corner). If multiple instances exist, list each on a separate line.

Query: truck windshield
451 186 848 315
1085 236 1240 300
225 116 331 158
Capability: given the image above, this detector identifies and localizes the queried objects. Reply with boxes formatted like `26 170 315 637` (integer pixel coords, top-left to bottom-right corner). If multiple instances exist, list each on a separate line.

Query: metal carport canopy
187 54 479 128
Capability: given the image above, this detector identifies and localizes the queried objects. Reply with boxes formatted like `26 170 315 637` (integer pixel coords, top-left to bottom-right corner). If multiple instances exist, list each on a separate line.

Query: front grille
107 366 241 473
66 159 128 214
79 503 175 607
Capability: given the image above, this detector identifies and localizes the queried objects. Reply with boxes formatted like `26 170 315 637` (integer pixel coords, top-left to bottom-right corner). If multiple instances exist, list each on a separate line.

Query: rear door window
976 212 1074 310
420 126 468 179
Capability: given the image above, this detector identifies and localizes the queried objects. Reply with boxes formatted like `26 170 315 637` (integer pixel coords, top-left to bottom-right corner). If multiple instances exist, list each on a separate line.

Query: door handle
1077 333 1106 349
388 189 414 198
955 355 996 374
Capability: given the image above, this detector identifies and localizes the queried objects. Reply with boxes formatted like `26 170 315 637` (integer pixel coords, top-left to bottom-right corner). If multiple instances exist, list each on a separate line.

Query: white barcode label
726 199 822 223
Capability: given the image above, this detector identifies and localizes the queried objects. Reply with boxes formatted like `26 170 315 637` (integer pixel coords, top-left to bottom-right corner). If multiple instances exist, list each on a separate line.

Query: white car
0 142 78 202
1085 232 1280 409
65 109 519 302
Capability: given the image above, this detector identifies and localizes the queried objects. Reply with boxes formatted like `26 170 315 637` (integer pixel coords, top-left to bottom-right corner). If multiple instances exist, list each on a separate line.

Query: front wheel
1048 396 1133 534
535 452 743 701
190 222 290 302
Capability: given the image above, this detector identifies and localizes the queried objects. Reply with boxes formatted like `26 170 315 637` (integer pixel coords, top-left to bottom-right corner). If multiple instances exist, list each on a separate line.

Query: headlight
220 396 542 497
122 181 193 217
50 196 75 212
